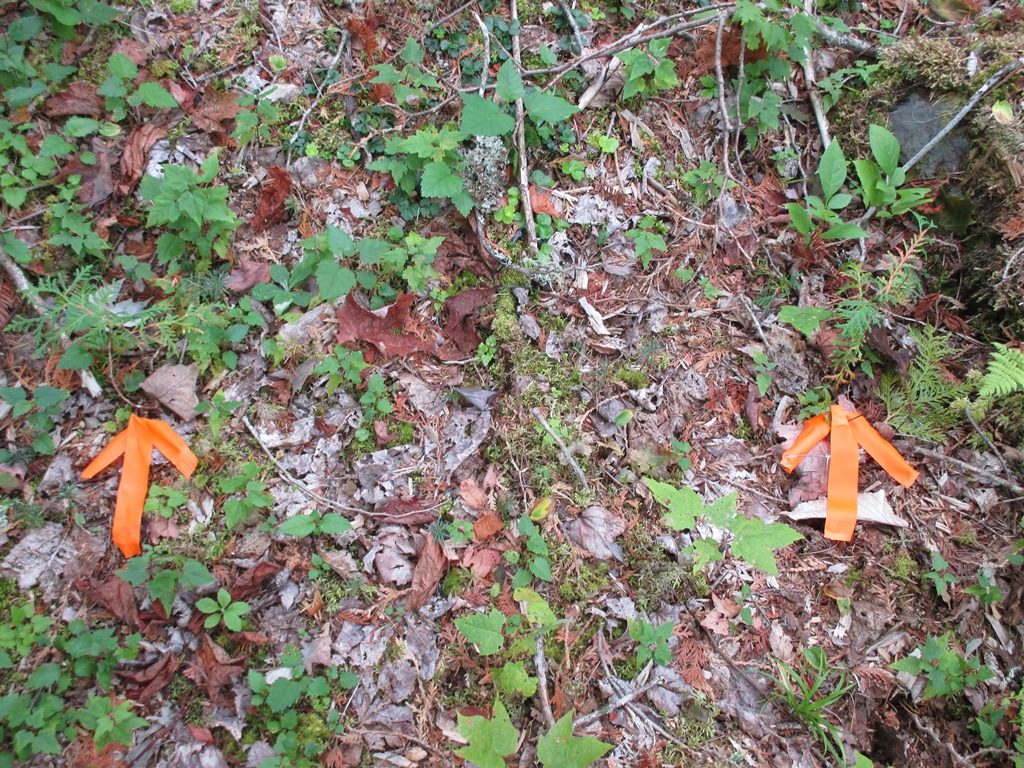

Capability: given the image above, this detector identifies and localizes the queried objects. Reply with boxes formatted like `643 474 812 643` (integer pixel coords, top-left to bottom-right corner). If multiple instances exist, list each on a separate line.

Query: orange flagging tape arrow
781 404 918 541
82 414 198 558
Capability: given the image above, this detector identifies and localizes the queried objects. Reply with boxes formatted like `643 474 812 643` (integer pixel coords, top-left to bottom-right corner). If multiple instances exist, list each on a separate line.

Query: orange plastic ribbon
781 404 918 542
82 414 198 557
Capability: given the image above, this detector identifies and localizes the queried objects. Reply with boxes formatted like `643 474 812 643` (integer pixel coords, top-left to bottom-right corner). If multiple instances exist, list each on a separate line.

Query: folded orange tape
82 414 198 558
781 404 918 541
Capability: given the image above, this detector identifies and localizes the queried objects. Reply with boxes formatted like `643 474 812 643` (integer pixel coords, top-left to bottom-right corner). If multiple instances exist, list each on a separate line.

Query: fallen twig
802 0 832 148
556 0 586 54
286 31 349 166
241 415 368 513
912 445 1024 496
531 407 592 494
573 678 662 728
534 633 556 729
472 12 490 96
511 0 540 260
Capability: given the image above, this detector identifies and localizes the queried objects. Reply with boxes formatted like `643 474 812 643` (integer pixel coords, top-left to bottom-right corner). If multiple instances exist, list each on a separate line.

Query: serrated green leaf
493 661 538 697
420 161 464 200
496 60 525 101
129 81 179 109
727 516 802 575
460 93 514 136
523 88 578 125
180 559 214 588
319 513 352 534
822 222 868 241
401 36 425 65
26 663 61 689
537 710 612 768
455 608 506 655
267 677 302 713
58 344 92 370
513 586 558 627
778 305 832 337
455 699 519 768
315 259 356 302
644 477 702 530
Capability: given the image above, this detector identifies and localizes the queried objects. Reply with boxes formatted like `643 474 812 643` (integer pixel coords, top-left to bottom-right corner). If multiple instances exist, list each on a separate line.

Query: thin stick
511 0 539 259
534 633 556 729
557 0 586 54
912 445 1024 495
903 58 1024 173
802 0 831 147
531 407 592 494
573 679 662 727
241 415 368 513
0 245 102 397
472 12 490 97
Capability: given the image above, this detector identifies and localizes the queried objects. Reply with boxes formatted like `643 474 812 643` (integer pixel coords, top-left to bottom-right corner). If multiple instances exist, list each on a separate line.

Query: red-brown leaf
251 166 292 232
229 560 281 601
406 533 447 610
119 652 179 703
336 293 433 358
443 287 494 353
374 497 438 525
224 256 272 292
118 124 168 195
472 512 504 542
190 90 242 134
56 149 115 207
184 634 245 704
44 82 103 117
76 575 139 627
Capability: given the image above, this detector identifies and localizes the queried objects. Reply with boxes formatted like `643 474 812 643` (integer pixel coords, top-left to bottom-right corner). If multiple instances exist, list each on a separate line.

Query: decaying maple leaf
224 256 272 292
185 634 245 703
251 166 292 231
443 287 494 353
406 533 447 610
118 124 168 195
43 81 103 117
336 293 433 358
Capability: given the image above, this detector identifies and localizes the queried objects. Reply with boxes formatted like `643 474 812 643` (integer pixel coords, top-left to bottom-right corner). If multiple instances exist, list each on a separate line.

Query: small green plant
476 333 499 367
355 372 393 442
195 392 243 441
138 152 239 274
0 384 68 460
625 215 668 269
963 570 1003 607
117 553 215 615
370 36 442 108
246 649 358 767
891 633 995 700
98 53 179 122
513 515 554 587
144 484 189 519
561 158 587 181
616 37 679 100
854 124 932 217
681 160 729 206
977 343 1024 400
750 349 777 397
923 551 957 603
315 346 369 395
218 462 274 530
196 587 251 631
785 139 867 243
644 479 802 575
772 646 855 765
627 618 674 666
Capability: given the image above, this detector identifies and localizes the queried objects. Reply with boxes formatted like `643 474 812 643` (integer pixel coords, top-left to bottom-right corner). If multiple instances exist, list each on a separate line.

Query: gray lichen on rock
460 135 507 212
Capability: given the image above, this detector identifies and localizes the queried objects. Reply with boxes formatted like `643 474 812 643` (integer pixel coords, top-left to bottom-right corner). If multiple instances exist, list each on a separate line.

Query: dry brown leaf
462 545 502 579
251 166 292 232
459 478 488 510
141 363 199 421
372 497 438 525
185 634 245 704
75 575 139 627
55 147 115 206
336 293 433 359
224 256 272 292
569 505 625 561
118 124 168 195
472 512 504 542
406 534 447 610
190 90 241 134
43 82 103 117
119 652 179 703
443 287 494 353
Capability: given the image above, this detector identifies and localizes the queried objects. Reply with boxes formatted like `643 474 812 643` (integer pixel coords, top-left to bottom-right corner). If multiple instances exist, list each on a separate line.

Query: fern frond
978 344 1024 399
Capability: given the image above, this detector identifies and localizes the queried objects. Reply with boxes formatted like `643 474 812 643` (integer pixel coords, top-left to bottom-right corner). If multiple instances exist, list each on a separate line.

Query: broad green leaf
853 158 881 203
493 661 538 697
778 305 832 337
727 516 802 575
107 53 137 79
496 59 525 101
315 260 356 302
401 36 425 65
455 608 506 655
26 663 61 689
523 88 578 125
868 123 900 177
319 513 352 534
822 222 868 241
267 677 302 713
644 477 702 530
64 117 101 137
38 134 74 157
817 139 847 201
513 586 557 628
420 161 464 199
460 93 514 136
58 344 92 370
180 559 214 588
992 99 1014 126
456 699 519 768
537 710 612 768
33 386 68 409
785 202 813 237
129 81 178 109
195 597 219 613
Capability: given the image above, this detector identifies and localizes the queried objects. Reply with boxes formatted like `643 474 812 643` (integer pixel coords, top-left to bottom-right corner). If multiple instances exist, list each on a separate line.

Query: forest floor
1 0 1024 766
